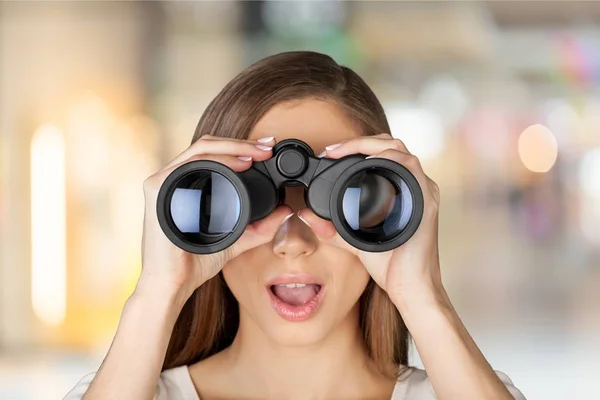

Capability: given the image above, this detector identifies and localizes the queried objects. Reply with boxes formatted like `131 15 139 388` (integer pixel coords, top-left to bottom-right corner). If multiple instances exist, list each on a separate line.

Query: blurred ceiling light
579 147 600 198
418 74 469 127
385 104 445 161
518 124 558 173
30 124 67 327
262 0 345 38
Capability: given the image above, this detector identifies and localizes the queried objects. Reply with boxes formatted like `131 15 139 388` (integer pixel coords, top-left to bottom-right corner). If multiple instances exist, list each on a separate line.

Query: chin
259 315 336 346
226 261 369 348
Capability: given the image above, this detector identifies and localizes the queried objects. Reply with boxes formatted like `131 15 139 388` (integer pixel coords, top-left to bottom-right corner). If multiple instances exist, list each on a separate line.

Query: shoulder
395 367 527 400
63 366 199 400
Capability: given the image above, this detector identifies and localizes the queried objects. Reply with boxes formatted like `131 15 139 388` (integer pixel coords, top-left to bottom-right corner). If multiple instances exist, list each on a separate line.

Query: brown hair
163 51 410 378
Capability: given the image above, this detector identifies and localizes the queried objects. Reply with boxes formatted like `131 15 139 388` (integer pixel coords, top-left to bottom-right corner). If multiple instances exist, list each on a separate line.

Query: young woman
65 51 525 400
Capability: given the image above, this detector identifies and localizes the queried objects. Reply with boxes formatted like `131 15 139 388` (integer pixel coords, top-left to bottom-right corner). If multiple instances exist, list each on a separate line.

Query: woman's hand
300 134 520 400
298 133 442 306
139 135 293 305
78 135 293 400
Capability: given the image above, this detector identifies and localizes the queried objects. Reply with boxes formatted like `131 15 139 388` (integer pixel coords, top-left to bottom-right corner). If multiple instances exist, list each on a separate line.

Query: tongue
273 284 320 306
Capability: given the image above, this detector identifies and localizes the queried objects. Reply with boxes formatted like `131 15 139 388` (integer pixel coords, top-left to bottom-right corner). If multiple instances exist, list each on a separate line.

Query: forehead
248 98 362 152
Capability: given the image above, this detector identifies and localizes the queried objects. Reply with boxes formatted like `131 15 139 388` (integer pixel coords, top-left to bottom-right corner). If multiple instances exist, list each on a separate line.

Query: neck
220 305 394 400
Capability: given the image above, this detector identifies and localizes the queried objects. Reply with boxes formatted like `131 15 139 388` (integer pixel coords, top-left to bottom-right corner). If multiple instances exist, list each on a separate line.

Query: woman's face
221 99 372 346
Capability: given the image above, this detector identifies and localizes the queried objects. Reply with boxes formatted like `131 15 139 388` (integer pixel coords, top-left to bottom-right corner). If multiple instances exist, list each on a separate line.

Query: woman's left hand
298 133 442 306
300 135 523 400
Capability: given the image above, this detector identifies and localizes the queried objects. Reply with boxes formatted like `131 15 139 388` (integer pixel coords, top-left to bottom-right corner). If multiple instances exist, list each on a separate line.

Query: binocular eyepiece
157 139 424 254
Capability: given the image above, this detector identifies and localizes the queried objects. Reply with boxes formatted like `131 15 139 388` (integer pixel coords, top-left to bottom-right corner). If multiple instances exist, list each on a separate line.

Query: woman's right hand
137 135 293 304
70 136 293 400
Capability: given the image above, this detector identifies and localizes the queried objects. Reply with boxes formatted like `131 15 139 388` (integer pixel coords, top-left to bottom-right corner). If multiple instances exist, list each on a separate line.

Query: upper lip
266 274 324 287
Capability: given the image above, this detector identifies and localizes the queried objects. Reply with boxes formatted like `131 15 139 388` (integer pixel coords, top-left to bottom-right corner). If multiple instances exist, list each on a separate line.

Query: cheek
331 258 371 303
221 251 262 299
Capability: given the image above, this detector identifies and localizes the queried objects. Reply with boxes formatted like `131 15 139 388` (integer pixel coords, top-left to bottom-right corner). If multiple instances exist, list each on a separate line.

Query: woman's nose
272 213 318 258
281 185 306 213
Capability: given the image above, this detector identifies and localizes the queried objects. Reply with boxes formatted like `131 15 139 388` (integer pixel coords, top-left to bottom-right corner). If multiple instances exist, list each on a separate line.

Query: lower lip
267 286 326 322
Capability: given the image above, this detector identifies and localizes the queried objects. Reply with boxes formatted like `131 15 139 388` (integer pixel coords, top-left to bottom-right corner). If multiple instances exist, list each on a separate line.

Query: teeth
277 283 308 288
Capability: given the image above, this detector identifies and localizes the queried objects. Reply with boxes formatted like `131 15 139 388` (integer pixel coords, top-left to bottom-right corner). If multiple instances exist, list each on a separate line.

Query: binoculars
157 139 423 254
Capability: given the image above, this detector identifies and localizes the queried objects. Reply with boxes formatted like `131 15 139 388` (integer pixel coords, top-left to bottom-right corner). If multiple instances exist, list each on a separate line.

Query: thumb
297 209 359 257
227 205 294 258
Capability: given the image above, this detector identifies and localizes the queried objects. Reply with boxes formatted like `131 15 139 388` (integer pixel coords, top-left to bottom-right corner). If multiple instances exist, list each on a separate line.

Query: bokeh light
418 74 470 127
579 147 600 198
386 104 446 161
518 124 558 173
30 124 67 327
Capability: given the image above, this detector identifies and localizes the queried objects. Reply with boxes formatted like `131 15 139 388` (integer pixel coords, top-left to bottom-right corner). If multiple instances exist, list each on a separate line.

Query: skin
188 99 393 400
82 99 514 400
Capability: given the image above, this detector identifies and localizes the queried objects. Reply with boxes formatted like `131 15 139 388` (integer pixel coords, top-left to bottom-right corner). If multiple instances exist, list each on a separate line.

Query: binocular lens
169 170 241 245
341 170 413 242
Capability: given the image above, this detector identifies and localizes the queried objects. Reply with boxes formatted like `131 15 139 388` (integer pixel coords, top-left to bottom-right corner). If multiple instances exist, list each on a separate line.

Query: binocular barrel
157 139 424 254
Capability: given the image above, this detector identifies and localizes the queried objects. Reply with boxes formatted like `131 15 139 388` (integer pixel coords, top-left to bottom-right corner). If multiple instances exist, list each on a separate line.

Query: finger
165 137 275 170
228 205 294 258
323 135 411 159
296 209 359 257
426 177 441 204
370 132 396 141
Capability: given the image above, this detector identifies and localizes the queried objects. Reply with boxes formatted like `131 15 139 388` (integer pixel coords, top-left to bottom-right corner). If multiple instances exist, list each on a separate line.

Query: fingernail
317 151 326 158
365 155 377 159
257 136 274 144
297 212 310 227
256 144 272 151
280 213 294 226
237 156 252 162
325 143 341 151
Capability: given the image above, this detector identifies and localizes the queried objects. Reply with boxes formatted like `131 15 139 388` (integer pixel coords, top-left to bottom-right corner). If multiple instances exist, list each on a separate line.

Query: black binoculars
157 139 423 254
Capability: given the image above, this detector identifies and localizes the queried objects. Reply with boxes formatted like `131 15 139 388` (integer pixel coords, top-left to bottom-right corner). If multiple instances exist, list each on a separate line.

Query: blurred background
1 1 599 399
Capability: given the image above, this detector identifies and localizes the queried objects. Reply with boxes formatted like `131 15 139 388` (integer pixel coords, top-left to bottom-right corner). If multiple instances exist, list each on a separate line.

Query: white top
63 365 526 399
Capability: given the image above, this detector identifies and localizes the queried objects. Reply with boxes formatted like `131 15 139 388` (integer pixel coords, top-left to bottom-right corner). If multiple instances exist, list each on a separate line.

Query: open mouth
267 281 325 321
269 283 322 306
